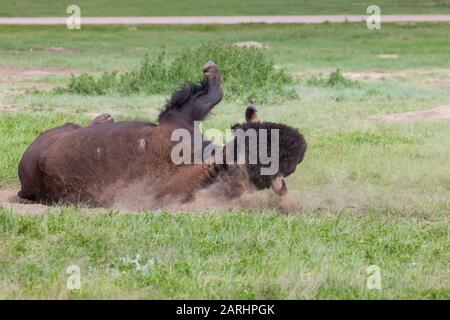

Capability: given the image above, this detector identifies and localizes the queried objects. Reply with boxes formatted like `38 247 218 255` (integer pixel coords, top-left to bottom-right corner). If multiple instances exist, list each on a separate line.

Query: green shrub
57 43 297 103
66 73 98 95
307 68 360 88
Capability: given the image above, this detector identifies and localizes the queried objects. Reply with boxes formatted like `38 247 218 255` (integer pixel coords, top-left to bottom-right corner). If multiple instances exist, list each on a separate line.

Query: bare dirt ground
42 47 73 54
377 54 399 59
0 186 302 214
344 68 450 81
0 15 449 25
0 67 72 77
0 187 114 215
232 41 269 49
0 180 437 215
0 187 49 215
343 71 391 80
370 105 450 122
342 69 450 90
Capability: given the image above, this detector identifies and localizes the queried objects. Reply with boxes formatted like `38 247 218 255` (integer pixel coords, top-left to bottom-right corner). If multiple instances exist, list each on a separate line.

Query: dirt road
0 15 449 25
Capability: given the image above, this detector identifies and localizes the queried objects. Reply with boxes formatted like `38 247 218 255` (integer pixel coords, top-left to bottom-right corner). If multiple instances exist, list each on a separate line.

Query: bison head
228 106 307 196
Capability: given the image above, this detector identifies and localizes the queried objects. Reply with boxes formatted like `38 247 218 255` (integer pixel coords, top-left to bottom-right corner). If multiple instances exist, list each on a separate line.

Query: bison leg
190 61 224 121
91 113 114 125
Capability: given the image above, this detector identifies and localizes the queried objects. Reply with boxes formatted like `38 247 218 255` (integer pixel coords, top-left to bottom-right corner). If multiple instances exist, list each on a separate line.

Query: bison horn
245 104 261 123
271 174 288 196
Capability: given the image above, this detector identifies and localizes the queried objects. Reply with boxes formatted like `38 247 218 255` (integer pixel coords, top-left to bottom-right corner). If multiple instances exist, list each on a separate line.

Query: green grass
1 0 449 16
0 209 448 299
0 23 449 299
1 23 450 72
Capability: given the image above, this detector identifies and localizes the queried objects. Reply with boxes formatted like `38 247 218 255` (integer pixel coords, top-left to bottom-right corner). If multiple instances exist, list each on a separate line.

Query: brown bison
18 62 307 208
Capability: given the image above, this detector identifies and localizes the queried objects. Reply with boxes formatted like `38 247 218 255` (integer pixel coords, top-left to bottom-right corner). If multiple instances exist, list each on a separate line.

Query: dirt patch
112 174 303 214
297 69 404 82
0 187 110 215
42 47 73 54
0 187 49 215
0 67 73 77
377 54 399 59
342 69 450 88
233 41 269 49
343 71 392 80
370 105 450 122
0 183 303 215
0 104 21 111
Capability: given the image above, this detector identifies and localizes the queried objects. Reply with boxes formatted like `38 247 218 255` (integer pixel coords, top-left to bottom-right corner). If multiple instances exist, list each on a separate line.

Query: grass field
0 22 449 299
1 0 450 16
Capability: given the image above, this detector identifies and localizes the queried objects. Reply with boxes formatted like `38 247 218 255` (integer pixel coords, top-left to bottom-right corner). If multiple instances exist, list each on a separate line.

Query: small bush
57 43 297 103
307 68 360 88
66 73 98 95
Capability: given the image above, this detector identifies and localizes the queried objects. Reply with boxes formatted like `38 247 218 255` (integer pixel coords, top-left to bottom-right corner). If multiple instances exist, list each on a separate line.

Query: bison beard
17 62 307 210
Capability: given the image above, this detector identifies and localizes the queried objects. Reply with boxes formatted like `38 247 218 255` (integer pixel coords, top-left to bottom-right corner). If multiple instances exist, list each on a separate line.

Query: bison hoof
92 113 114 125
203 61 217 78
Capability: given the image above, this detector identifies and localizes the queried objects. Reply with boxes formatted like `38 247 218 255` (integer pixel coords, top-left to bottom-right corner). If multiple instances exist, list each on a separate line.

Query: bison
17 62 307 208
